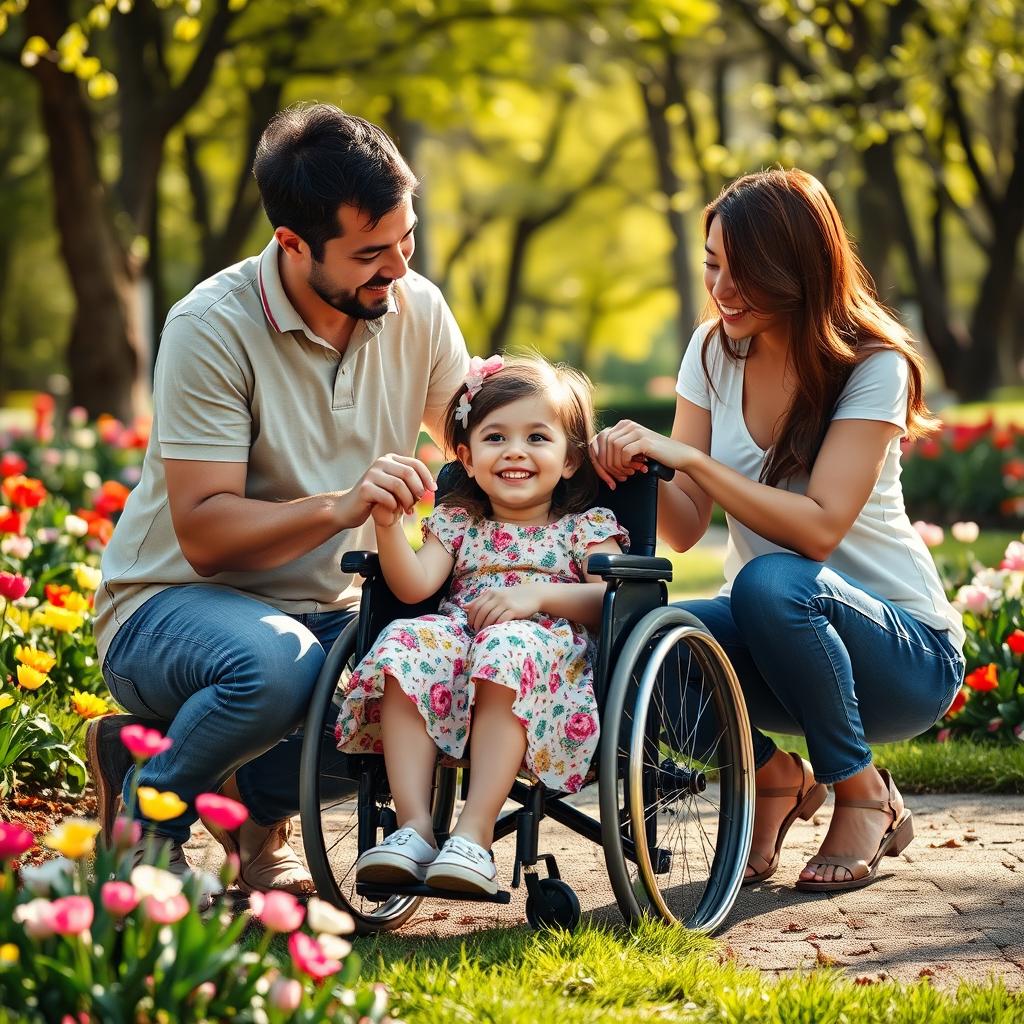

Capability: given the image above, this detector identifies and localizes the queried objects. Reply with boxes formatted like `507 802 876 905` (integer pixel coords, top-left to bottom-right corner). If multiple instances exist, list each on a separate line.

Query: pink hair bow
455 355 504 428
463 354 504 398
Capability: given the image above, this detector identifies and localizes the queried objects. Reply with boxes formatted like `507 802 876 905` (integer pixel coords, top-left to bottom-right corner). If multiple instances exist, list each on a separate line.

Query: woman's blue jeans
675 553 965 784
101 584 357 844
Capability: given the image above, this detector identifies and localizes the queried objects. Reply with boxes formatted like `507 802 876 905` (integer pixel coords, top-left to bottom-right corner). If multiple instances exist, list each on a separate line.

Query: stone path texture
184 787 1024 990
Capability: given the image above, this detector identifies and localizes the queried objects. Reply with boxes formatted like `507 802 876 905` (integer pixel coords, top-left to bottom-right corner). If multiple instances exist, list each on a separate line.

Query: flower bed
0 725 392 1024
0 404 145 798
939 533 1024 743
901 417 1024 527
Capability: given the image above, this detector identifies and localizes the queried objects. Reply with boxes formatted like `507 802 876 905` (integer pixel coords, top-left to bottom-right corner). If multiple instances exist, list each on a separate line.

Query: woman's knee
730 552 820 628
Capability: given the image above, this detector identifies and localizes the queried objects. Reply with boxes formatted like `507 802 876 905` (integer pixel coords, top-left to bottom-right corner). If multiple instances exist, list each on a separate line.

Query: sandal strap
835 769 900 816
804 854 869 880
760 751 814 798
747 849 773 872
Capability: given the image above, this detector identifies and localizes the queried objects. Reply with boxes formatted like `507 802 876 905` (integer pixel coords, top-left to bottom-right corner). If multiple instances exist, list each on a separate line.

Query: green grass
663 544 726 600
931 530 1019 571
765 734 1024 794
354 919 1024 1023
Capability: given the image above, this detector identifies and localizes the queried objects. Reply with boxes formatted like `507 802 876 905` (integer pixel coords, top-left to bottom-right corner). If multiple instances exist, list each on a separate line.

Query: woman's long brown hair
701 168 938 486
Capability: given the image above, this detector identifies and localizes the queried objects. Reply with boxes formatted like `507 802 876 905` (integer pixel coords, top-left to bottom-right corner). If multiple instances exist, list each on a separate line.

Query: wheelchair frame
299 461 754 933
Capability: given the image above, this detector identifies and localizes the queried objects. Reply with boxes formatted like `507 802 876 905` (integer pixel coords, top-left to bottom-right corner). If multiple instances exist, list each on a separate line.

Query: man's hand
350 454 435 525
465 585 540 632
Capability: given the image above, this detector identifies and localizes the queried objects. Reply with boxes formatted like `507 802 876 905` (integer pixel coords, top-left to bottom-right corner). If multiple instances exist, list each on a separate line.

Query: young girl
334 354 627 895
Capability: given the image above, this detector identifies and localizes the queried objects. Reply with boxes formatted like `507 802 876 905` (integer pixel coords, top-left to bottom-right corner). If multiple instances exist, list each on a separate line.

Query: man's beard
308 262 392 320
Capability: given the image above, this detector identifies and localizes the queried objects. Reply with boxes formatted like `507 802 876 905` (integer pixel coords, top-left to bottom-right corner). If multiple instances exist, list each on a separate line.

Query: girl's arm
465 538 621 632
591 417 899 562
374 518 455 604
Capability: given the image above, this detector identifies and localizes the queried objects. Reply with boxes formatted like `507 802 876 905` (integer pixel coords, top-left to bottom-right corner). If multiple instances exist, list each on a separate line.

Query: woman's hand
466 585 540 632
589 420 694 489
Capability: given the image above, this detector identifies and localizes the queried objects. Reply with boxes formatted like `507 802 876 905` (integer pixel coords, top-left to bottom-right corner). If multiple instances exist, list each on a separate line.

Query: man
88 104 469 894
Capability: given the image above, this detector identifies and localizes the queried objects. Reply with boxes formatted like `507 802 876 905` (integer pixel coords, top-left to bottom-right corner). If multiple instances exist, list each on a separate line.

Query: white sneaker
355 827 438 885
424 835 498 895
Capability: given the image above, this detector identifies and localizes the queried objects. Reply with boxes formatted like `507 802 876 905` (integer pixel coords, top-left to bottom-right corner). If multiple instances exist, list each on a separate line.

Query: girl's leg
452 680 527 849
381 674 440 845
728 553 964 884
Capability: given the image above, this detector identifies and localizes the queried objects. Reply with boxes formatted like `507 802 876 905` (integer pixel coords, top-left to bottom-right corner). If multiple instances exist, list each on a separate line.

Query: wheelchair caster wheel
525 878 581 931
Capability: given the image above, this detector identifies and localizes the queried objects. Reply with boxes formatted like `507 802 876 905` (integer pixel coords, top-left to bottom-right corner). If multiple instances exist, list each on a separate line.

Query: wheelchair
299 460 755 934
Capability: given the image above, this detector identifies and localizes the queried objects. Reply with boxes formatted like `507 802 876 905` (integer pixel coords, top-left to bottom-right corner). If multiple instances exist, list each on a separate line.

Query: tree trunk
961 92 1024 399
386 98 433 282
26 0 145 421
639 75 697 354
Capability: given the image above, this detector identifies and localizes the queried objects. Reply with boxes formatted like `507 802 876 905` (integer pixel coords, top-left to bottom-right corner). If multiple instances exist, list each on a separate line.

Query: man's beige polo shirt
95 239 469 663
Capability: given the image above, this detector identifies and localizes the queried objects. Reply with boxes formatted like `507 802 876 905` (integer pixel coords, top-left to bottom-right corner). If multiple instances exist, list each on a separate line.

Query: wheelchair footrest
355 882 512 905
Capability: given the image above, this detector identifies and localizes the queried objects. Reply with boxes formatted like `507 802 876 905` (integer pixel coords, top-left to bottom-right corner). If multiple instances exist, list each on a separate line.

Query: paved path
185 788 1024 990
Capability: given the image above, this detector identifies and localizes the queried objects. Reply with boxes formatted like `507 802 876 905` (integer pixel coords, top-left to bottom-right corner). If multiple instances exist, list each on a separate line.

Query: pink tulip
101 881 140 918
288 930 342 980
0 571 30 601
50 895 94 936
120 724 173 759
268 977 303 1012
911 521 944 548
196 792 249 831
0 822 34 860
250 890 305 933
144 893 189 924
1001 541 1024 571
111 816 143 850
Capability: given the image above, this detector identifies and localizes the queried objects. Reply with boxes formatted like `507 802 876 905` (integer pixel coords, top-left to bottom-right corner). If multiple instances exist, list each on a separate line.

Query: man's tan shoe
205 816 314 896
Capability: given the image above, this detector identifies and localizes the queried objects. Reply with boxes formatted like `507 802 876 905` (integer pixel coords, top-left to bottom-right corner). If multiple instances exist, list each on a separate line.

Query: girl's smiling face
458 394 577 523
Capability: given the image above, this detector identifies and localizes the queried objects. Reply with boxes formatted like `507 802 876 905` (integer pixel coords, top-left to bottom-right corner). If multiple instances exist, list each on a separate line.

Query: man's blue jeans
675 553 965 784
101 584 357 844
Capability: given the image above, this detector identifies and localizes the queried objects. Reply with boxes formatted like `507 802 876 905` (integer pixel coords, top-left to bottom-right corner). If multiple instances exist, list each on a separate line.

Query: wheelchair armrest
340 551 380 578
586 553 673 582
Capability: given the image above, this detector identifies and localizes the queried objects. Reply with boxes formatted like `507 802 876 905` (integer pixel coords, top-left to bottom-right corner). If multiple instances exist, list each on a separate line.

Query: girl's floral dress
334 505 628 792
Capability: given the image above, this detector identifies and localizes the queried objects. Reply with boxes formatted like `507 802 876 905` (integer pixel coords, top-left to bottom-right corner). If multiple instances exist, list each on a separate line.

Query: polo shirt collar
257 238 400 346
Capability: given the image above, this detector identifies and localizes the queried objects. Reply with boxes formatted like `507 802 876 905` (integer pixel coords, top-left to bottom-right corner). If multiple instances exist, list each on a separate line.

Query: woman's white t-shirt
675 322 965 650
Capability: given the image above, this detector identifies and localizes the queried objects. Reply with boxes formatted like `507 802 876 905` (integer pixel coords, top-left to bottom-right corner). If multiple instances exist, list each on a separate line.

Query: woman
590 168 965 892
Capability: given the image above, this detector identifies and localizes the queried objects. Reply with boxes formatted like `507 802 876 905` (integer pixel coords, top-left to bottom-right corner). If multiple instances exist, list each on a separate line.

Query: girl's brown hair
701 168 938 487
439 355 599 518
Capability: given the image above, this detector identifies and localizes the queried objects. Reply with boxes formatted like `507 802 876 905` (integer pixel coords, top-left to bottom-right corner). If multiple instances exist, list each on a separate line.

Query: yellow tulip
4 607 29 634
16 665 47 691
43 818 101 859
0 693 15 713
137 787 188 822
62 591 90 614
34 605 85 633
15 645 57 673
73 564 102 591
71 690 109 720
0 943 18 966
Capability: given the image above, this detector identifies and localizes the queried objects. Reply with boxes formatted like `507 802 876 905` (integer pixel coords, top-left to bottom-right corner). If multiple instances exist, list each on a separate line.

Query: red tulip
0 572 30 601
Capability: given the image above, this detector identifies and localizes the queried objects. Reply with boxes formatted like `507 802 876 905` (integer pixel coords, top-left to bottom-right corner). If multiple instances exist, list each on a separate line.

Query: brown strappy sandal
743 751 828 886
795 768 914 893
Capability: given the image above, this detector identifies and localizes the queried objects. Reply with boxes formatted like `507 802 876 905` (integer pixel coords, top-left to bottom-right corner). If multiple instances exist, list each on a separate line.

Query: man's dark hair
253 103 419 261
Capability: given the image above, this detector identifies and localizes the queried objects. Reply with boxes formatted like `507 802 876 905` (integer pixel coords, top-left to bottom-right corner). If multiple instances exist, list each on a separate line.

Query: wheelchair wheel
524 879 581 932
299 618 458 932
599 606 754 933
